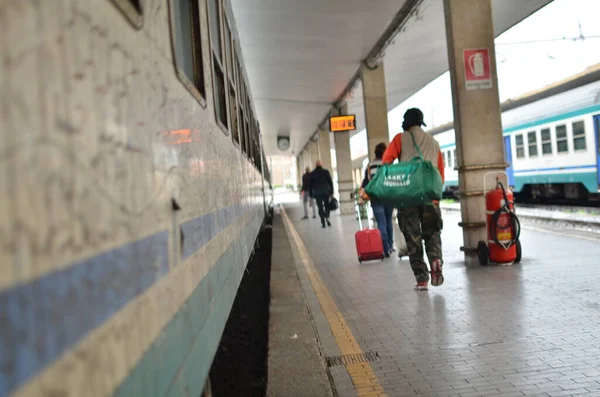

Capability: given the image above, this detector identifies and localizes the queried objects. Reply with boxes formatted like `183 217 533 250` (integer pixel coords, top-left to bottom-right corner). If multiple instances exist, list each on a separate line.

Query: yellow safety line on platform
280 206 388 397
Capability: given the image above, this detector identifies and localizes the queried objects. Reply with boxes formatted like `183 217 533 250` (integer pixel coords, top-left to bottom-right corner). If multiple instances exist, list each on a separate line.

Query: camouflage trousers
397 204 443 283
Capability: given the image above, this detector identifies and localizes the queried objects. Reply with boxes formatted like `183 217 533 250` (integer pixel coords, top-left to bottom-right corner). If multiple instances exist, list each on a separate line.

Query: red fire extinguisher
477 178 522 265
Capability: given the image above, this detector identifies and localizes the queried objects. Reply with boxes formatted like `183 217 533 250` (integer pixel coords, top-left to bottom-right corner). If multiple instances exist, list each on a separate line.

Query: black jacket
310 166 333 197
301 172 311 192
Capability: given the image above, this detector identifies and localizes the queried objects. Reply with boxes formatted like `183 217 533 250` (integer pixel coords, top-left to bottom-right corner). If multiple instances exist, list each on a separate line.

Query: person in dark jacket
310 160 334 228
361 143 394 257
301 167 316 219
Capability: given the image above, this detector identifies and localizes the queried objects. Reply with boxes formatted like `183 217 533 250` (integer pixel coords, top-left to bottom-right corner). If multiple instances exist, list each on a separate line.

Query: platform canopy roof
229 0 553 157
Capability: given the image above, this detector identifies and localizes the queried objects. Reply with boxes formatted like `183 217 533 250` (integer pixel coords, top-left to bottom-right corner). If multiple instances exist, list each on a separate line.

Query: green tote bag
364 132 443 208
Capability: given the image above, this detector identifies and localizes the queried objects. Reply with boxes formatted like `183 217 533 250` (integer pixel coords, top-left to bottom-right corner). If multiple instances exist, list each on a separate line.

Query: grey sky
351 0 600 158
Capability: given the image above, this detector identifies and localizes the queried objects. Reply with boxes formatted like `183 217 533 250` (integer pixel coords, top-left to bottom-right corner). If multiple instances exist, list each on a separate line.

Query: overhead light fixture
277 136 290 151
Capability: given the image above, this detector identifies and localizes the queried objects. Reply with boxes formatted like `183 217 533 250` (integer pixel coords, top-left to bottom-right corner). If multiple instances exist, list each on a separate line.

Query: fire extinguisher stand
477 172 522 266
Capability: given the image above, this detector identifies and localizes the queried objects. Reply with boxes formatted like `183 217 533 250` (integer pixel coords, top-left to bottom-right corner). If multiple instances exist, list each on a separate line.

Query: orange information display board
329 115 356 132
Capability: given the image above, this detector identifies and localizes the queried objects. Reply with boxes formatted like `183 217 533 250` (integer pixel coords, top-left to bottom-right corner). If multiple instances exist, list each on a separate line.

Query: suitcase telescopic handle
355 201 363 231
355 201 374 231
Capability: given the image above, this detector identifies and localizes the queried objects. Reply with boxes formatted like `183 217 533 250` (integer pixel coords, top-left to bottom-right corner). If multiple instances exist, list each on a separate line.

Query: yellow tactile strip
280 206 388 397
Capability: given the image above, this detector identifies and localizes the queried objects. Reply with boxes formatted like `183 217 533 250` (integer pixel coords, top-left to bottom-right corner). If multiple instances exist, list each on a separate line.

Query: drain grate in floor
325 352 381 367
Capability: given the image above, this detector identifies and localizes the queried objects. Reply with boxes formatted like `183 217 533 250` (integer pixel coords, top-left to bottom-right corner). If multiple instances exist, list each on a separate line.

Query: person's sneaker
385 252 390 258
321 223 326 228
326 219 331 227
302 216 308 220
430 259 444 287
414 281 428 291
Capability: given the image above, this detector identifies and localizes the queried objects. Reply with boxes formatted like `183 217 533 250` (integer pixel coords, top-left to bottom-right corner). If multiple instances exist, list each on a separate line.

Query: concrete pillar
302 149 310 172
352 168 362 189
444 0 507 264
296 156 302 189
317 128 332 172
309 140 319 169
361 64 390 161
333 105 355 215
298 151 303 174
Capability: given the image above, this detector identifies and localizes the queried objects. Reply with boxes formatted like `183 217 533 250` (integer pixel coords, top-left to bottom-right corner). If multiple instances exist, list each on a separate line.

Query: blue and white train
0 1 273 397
432 65 600 202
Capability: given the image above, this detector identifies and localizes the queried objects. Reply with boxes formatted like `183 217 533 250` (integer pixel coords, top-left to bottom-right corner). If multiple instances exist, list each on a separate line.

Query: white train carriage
0 1 272 397
432 67 600 201
435 128 460 196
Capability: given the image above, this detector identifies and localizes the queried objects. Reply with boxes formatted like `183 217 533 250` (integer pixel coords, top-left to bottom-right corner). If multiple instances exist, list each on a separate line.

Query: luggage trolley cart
477 171 522 266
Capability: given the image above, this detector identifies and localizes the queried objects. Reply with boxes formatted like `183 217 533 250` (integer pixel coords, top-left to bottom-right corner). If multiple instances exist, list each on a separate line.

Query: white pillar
444 0 506 264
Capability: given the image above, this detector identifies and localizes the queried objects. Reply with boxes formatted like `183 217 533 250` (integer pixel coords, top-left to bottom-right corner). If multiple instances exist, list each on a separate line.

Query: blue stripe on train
0 231 169 396
443 170 598 193
113 211 263 397
0 203 256 397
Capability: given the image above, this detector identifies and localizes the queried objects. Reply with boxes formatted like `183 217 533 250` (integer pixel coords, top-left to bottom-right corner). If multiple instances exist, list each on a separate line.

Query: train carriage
432 65 600 203
0 1 272 396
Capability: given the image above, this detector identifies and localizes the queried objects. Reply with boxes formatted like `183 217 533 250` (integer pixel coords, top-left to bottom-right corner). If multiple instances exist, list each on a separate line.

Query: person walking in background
361 143 395 258
382 108 445 291
301 167 316 220
310 160 334 228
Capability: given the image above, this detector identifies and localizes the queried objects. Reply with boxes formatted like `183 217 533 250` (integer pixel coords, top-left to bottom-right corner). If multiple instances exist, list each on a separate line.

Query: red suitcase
355 203 385 263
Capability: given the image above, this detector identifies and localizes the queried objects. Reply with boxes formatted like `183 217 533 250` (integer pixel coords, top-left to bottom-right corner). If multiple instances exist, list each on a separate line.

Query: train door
595 114 600 185
504 135 515 186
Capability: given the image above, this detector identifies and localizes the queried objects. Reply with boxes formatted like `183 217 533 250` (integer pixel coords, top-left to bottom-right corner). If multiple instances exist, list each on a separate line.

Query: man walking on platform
382 108 446 291
310 160 334 228
301 167 316 220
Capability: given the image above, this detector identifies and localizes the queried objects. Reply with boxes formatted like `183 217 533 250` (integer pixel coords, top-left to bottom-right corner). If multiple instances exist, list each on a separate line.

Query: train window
527 131 538 157
224 24 234 83
253 123 258 166
208 0 222 62
453 149 457 167
541 128 552 155
596 117 600 155
230 87 239 144
556 125 568 153
213 60 229 129
239 107 246 151
231 50 242 146
255 128 261 169
172 0 206 102
241 108 248 154
515 134 525 158
250 115 255 159
208 0 229 131
227 41 241 145
572 121 586 151
110 0 143 28
245 118 250 155
235 60 245 152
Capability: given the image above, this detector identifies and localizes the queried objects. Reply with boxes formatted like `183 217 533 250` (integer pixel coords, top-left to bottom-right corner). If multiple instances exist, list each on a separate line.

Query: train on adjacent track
432 65 600 204
0 1 273 397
